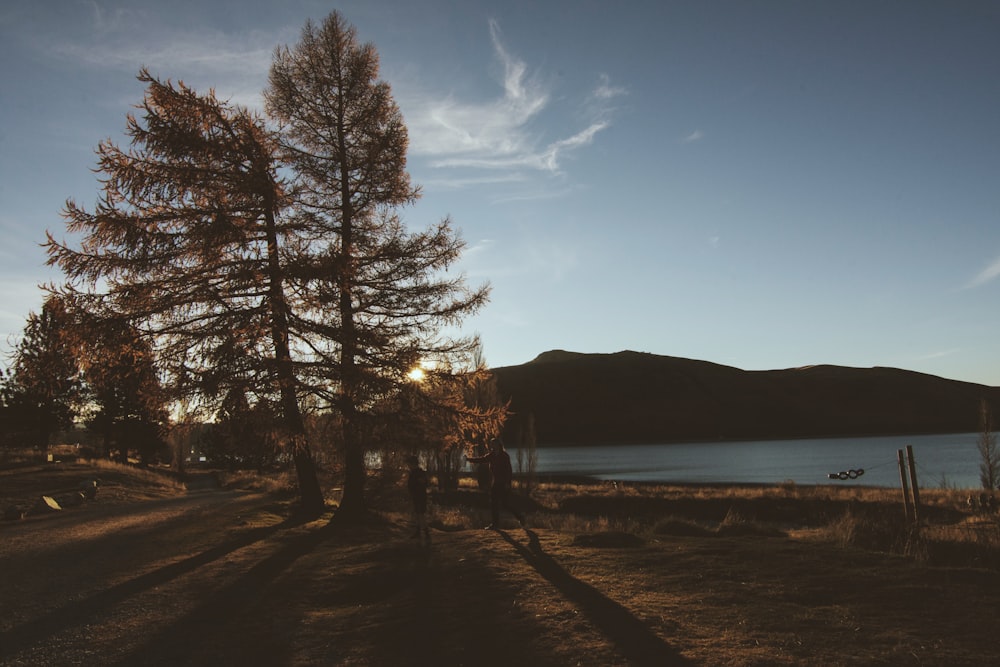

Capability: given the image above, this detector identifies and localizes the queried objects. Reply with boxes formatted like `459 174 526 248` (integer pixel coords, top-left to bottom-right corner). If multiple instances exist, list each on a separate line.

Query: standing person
466 439 525 529
407 455 430 544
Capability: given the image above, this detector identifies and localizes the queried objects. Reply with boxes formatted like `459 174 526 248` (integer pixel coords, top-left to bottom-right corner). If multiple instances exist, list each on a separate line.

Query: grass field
2 457 999 665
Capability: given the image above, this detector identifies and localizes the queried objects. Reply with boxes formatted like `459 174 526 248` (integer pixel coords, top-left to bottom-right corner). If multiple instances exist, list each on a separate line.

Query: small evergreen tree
203 389 281 470
4 295 81 451
75 314 168 464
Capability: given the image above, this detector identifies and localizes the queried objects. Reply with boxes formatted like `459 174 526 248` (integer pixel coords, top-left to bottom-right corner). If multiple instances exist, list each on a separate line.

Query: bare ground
2 463 999 666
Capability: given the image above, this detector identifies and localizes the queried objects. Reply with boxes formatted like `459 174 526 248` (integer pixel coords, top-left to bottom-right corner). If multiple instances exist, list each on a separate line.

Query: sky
2 0 1000 385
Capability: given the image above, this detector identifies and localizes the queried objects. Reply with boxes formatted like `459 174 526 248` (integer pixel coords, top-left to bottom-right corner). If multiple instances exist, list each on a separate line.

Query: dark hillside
492 350 1000 445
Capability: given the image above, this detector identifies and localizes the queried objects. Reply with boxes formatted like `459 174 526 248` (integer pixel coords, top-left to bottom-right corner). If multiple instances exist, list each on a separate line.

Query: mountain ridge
491 350 1000 445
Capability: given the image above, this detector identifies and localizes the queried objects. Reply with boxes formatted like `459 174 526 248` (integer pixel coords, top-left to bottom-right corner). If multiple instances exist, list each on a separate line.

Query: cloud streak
48 5 281 110
401 19 624 183
965 255 1000 289
592 73 627 101
917 348 960 361
47 10 621 191
460 235 579 282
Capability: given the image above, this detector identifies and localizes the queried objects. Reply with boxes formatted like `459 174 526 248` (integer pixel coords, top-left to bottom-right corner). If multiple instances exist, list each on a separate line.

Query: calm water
510 433 988 489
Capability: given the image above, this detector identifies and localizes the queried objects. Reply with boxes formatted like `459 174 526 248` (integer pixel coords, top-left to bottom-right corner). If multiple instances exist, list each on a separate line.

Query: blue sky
2 1 1000 385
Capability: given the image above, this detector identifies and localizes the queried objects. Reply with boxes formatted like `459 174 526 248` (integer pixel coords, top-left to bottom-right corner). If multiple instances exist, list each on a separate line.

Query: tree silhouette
46 71 325 513
74 314 168 464
3 295 81 450
202 388 282 471
265 11 490 518
387 363 507 492
979 399 999 491
45 12 490 517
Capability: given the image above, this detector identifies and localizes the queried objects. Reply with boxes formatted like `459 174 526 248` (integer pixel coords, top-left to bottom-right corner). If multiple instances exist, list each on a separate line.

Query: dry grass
555 480 1000 569
1 456 185 515
215 468 299 496
3 463 1000 665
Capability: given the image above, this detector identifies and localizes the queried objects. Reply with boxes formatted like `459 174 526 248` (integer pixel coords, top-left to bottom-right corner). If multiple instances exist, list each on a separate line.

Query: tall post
897 449 913 522
905 444 921 523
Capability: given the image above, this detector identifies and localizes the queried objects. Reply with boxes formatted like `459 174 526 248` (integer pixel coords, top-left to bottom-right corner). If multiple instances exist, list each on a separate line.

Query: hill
492 350 1000 445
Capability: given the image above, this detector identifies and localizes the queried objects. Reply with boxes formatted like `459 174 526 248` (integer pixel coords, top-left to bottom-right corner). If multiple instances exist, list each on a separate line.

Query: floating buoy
829 468 865 481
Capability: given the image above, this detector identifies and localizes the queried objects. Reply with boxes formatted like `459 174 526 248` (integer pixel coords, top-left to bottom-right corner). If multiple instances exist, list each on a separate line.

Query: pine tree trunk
278 374 324 516
292 441 325 516
263 203 326 517
337 440 367 519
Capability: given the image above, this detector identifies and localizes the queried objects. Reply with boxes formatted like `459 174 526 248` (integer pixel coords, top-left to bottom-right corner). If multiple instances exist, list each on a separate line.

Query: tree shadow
111 519 340 666
359 531 546 666
0 512 312 662
498 529 692 667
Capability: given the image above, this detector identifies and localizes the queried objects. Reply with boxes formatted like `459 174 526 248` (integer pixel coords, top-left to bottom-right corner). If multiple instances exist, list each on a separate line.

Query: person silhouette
466 438 525 529
407 455 430 544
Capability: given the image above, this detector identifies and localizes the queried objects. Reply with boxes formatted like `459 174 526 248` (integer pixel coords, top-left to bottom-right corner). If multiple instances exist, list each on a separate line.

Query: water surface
510 433 987 489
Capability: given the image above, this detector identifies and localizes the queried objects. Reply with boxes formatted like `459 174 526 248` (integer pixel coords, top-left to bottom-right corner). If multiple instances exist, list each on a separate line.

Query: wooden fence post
897 448 913 522
905 444 920 523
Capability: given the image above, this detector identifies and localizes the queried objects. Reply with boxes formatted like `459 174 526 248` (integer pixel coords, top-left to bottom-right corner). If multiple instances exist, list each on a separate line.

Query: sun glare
407 367 427 382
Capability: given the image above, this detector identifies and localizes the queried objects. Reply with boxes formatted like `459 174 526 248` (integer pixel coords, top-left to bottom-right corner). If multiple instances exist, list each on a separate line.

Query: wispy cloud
420 173 528 190
47 9 620 191
682 130 704 143
458 234 579 282
463 239 497 258
49 5 281 110
965 255 1000 289
490 185 580 205
592 73 627 101
916 348 960 361
488 19 548 119
401 19 623 183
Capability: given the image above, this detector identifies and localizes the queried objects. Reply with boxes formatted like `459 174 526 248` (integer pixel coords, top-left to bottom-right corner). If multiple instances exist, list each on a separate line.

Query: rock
79 479 99 500
59 492 84 508
36 495 62 512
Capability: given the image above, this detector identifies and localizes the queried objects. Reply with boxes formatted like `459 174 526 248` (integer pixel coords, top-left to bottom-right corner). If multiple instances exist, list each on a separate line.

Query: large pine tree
265 12 490 518
46 71 326 514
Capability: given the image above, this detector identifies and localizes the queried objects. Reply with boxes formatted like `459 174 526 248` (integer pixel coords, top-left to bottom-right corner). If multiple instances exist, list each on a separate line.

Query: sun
407 366 427 382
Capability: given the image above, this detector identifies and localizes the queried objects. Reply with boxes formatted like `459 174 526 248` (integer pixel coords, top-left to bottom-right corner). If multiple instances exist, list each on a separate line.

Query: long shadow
0 489 239 537
361 536 543 666
0 512 310 661
499 529 692 667
112 519 339 666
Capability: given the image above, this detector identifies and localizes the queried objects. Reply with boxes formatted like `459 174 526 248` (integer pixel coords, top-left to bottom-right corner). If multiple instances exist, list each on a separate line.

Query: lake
509 433 990 489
